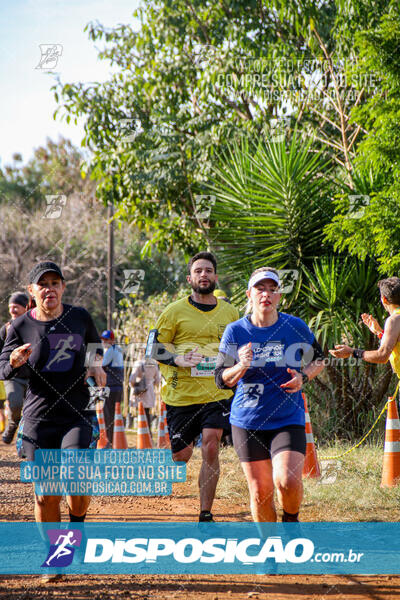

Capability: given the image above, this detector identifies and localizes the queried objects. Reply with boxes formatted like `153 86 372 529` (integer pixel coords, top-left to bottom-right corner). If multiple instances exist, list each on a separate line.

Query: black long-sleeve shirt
0 322 30 379
0 323 7 353
0 305 101 423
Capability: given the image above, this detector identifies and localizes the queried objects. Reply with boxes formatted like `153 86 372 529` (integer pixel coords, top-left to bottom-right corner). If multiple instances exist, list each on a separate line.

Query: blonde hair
245 267 279 314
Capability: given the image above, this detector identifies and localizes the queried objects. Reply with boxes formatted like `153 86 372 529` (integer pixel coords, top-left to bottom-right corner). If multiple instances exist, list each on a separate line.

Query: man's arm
153 310 180 366
215 348 239 389
330 313 400 363
148 326 203 368
361 313 383 336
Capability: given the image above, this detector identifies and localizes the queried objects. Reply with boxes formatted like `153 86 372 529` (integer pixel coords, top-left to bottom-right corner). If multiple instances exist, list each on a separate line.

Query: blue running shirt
219 313 315 430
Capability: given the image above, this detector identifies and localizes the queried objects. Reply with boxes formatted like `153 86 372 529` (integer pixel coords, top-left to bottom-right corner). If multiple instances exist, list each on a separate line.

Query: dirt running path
1 443 399 599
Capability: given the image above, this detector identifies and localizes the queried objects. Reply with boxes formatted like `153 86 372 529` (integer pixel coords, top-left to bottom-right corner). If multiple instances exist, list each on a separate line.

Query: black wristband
352 348 365 359
300 370 309 385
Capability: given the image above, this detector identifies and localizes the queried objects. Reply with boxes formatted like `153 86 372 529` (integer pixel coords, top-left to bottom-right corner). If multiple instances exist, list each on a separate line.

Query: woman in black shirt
0 261 106 525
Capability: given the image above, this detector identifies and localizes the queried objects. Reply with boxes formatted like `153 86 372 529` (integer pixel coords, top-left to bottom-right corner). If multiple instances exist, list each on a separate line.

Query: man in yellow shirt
151 252 239 521
330 277 400 377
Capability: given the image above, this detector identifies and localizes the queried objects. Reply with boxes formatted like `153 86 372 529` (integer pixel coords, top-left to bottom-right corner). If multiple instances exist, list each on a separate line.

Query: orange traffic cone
302 393 321 478
157 409 167 448
157 402 170 448
137 401 153 449
381 397 400 487
113 401 128 449
96 399 110 449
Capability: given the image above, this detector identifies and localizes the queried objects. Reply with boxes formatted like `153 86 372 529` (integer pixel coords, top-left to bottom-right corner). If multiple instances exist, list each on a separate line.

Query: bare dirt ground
1 442 400 599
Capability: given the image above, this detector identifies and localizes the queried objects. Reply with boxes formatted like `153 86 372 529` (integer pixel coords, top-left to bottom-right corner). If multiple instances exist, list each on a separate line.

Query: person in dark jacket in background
0 292 30 444
101 330 124 445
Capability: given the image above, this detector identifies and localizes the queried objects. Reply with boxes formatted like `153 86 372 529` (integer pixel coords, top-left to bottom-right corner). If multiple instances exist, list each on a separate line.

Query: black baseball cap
28 261 64 284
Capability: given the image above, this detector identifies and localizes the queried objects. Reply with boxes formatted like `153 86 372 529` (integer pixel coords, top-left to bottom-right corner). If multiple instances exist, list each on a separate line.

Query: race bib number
191 356 217 377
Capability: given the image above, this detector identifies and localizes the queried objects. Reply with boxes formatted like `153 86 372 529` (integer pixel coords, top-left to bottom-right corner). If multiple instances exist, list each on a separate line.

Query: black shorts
232 424 306 462
18 417 92 461
166 401 228 453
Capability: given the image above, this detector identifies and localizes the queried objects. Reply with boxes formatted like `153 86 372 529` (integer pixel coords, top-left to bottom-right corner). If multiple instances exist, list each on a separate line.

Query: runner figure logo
190 44 218 68
43 195 67 219
122 269 145 294
241 383 264 408
41 529 82 568
193 195 216 220
35 44 63 70
277 270 299 294
43 334 82 372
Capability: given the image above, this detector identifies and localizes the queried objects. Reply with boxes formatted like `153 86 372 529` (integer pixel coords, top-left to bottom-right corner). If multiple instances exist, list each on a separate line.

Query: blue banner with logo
0 522 400 575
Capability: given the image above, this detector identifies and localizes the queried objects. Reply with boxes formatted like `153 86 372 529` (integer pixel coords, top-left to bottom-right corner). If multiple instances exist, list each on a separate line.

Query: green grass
126 426 400 521
173 444 400 522
303 443 400 521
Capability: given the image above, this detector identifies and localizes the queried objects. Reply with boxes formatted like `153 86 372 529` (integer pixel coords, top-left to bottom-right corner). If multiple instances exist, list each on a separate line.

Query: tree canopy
325 4 400 273
54 0 394 256
0 138 186 327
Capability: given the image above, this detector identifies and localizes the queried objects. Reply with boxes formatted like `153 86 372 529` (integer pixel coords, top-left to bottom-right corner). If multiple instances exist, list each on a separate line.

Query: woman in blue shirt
215 268 325 522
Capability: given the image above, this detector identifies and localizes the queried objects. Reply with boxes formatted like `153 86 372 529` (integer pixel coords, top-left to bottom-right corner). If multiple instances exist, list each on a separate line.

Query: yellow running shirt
156 297 239 406
389 308 400 378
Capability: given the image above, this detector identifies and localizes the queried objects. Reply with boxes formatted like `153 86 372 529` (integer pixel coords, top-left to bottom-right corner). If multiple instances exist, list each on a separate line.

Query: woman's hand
238 342 253 368
280 368 303 393
221 343 252 388
10 343 32 368
361 313 383 336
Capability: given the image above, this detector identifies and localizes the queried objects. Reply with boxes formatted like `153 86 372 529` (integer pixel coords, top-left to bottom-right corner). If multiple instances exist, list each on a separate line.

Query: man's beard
191 280 216 295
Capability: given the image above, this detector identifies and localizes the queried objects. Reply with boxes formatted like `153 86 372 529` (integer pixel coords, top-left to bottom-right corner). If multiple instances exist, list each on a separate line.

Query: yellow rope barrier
321 381 400 461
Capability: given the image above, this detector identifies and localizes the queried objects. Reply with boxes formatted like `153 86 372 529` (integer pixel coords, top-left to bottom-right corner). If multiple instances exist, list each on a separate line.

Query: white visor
248 271 280 290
